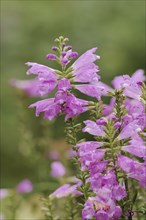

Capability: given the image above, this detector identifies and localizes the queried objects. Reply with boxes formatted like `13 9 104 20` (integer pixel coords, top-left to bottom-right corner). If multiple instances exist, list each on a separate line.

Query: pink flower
83 120 105 136
50 161 66 178
10 78 42 97
112 69 145 100
29 98 61 120
118 120 142 140
117 155 146 187
26 62 58 96
72 48 100 83
50 182 82 198
29 92 88 121
122 138 146 158
16 179 33 193
64 94 89 120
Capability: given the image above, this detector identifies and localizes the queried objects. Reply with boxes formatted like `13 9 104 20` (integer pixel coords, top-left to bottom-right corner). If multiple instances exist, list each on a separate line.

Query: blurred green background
1 0 145 188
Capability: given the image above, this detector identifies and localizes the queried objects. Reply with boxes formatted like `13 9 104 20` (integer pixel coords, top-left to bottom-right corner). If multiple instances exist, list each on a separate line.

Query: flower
50 182 82 199
50 161 66 178
46 54 57 60
10 78 43 97
63 94 89 120
16 179 33 193
122 138 146 158
30 91 88 121
117 155 146 187
26 62 58 96
112 69 145 100
76 141 105 171
71 48 100 83
29 98 61 120
82 120 105 136
82 195 122 220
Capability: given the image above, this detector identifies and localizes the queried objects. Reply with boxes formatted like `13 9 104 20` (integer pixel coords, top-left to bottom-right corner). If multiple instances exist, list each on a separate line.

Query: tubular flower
112 69 146 100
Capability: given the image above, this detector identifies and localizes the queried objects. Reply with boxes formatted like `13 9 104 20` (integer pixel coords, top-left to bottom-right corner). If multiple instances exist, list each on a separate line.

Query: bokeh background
1 0 145 189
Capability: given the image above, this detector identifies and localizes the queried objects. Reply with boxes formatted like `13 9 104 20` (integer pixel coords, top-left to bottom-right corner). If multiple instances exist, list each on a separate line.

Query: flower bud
46 54 57 60
62 42 66 47
54 38 59 42
96 118 107 125
68 52 78 59
59 36 64 41
61 58 69 66
52 46 58 51
64 38 69 42
61 52 67 57
114 122 122 129
67 45 72 50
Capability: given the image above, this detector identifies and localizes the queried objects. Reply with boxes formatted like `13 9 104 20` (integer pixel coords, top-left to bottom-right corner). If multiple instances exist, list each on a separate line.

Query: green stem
65 118 90 202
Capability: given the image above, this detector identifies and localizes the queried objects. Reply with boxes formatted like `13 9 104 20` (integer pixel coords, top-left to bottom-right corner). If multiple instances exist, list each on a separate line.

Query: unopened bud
46 54 57 60
52 46 58 51
68 52 78 59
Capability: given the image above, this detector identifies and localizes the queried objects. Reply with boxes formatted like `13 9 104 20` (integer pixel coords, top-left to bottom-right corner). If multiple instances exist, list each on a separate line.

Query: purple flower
130 69 146 82
118 120 142 140
58 78 71 91
50 184 70 198
29 98 55 116
30 92 88 120
96 118 107 126
117 155 146 187
64 94 89 120
54 90 68 105
16 179 33 193
125 99 144 118
50 161 66 178
83 120 105 136
29 98 61 120
77 141 105 171
112 185 126 201
50 182 82 198
46 54 57 60
61 57 69 66
75 83 105 100
68 52 78 59
102 98 115 116
26 62 56 76
26 62 58 96
52 46 58 51
114 121 122 129
82 195 122 220
112 69 145 100
10 78 43 97
72 48 100 83
82 199 95 219
122 138 146 158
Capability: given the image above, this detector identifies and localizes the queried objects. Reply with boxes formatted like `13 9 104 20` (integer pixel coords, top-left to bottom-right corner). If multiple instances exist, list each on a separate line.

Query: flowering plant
9 36 146 220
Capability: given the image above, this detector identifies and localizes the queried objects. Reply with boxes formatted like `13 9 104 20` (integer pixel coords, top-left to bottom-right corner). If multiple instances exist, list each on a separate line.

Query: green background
1 0 145 187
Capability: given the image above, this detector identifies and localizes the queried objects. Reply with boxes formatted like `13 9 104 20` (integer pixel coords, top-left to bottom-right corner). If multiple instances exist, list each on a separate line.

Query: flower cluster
13 36 146 220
